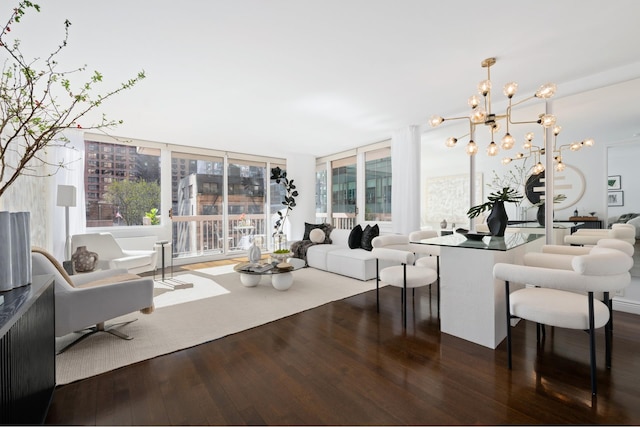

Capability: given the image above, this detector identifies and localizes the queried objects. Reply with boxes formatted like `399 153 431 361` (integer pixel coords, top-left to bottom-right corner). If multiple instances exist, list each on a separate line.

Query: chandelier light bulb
523 140 532 149
501 157 512 165
525 132 534 142
466 140 478 156
478 79 491 96
501 133 515 150
553 125 562 136
470 107 487 123
533 162 545 174
515 152 524 159
583 138 595 147
556 161 566 172
487 141 499 156
570 142 582 151
503 82 518 98
491 122 501 132
468 95 481 109
429 115 444 127
535 83 557 99
539 114 557 128
445 137 458 147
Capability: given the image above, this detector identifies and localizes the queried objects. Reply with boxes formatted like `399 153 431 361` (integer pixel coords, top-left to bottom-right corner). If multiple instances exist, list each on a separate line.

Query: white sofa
306 228 392 281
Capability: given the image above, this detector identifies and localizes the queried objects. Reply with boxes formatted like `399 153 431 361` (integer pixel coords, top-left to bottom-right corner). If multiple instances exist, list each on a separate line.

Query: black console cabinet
0 275 55 425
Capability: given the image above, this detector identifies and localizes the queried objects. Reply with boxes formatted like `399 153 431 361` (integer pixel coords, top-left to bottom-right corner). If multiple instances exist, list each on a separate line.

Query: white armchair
71 232 158 274
372 234 439 328
493 247 632 395
31 248 154 353
564 223 636 246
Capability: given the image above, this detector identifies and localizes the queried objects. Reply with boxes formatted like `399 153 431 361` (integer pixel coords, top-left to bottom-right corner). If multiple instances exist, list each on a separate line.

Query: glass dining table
411 231 545 349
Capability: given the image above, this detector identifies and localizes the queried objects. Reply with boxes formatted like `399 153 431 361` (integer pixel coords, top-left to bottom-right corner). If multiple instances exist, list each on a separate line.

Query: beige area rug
55 266 378 385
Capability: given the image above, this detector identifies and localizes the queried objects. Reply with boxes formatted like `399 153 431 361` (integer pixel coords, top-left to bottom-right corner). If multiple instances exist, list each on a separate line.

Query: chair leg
604 291 612 369
588 292 597 396
505 281 512 370
57 319 137 355
376 259 380 313
403 264 407 329
436 256 440 316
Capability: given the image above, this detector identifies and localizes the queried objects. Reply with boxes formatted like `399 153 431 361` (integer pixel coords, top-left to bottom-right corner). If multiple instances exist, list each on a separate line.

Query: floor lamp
57 185 77 261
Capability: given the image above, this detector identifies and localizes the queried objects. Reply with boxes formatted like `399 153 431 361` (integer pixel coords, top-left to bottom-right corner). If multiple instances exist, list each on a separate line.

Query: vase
487 201 508 237
537 204 545 226
440 219 448 229
72 246 99 273
248 239 262 263
273 233 289 252
0 211 31 291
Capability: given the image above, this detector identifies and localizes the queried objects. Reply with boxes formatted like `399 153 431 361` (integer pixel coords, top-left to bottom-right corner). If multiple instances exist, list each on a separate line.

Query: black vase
537 204 545 226
487 201 508 237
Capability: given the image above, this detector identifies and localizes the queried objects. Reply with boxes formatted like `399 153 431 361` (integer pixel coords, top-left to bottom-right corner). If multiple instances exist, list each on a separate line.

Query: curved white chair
493 247 632 395
32 247 155 353
409 230 440 311
564 223 636 246
72 232 158 274
372 235 438 328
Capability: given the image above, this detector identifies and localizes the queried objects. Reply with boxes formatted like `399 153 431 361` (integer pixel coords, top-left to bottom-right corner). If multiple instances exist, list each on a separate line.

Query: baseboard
613 297 640 315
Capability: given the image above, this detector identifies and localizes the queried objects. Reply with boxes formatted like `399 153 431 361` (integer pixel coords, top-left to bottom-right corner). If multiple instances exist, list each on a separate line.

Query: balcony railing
171 214 267 258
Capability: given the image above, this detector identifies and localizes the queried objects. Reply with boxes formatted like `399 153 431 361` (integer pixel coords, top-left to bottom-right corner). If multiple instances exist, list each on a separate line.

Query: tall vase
487 201 508 237
537 204 545 226
0 211 31 291
273 233 288 252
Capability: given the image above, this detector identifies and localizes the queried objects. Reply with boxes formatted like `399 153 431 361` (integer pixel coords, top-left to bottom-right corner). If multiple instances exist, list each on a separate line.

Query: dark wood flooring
45 282 640 425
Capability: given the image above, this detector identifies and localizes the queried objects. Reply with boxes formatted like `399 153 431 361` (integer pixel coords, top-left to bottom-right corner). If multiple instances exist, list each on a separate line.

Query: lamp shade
56 185 77 207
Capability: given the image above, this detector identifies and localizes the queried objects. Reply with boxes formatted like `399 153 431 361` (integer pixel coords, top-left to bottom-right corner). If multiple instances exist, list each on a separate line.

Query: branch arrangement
0 1 145 198
270 166 297 236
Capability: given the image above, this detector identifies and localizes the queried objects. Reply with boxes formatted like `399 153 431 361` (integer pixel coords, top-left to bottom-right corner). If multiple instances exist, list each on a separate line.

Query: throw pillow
348 224 363 249
360 224 379 251
309 228 326 244
303 222 323 240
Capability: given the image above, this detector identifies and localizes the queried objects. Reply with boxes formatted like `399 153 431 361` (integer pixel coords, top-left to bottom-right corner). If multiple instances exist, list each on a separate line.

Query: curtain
391 126 421 235
51 130 86 261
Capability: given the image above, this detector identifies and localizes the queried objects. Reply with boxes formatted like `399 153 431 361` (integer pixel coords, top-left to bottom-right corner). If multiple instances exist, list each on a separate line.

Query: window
84 140 161 227
315 164 327 214
364 148 391 221
332 156 357 214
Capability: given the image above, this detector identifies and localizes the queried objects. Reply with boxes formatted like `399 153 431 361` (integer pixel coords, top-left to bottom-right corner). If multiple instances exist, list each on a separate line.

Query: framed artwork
608 191 624 207
608 175 622 190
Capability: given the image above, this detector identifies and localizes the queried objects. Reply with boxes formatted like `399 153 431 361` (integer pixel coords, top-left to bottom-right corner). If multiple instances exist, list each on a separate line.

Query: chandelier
428 57 593 173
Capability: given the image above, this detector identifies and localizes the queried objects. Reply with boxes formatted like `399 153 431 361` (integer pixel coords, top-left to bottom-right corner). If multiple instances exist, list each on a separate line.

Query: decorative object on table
248 239 262 263
608 175 622 190
440 219 448 229
455 228 490 241
467 187 522 237
270 166 298 248
574 208 579 217
0 211 31 290
271 250 291 261
273 233 289 253
71 246 99 273
532 194 566 226
57 184 77 261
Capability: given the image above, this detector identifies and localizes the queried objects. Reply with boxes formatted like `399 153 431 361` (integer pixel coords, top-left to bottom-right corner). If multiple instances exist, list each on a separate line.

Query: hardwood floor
45 272 640 425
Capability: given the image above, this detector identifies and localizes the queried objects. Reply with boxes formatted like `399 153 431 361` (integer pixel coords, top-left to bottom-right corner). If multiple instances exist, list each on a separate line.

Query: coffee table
234 257 305 291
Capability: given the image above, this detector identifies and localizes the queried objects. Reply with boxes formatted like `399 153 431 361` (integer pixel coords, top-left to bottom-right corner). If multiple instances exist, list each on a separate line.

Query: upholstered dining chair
564 223 636 246
372 234 438 328
408 230 441 312
493 247 632 395
31 247 155 354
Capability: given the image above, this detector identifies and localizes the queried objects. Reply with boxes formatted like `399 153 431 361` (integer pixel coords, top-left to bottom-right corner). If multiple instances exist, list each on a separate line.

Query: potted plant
270 167 298 253
467 187 522 236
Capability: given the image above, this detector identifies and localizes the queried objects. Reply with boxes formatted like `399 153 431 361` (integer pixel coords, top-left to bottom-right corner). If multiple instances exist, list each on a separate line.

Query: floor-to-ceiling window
171 152 224 256
316 141 391 229
84 140 161 227
227 157 267 252
364 147 392 222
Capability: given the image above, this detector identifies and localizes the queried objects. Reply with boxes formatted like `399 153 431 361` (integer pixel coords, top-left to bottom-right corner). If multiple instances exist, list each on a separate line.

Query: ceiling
12 0 640 158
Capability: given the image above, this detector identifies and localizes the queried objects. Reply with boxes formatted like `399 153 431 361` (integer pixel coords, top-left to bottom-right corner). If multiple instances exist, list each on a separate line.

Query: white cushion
309 228 325 243
380 265 437 289
415 255 438 269
572 247 633 276
510 287 609 329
